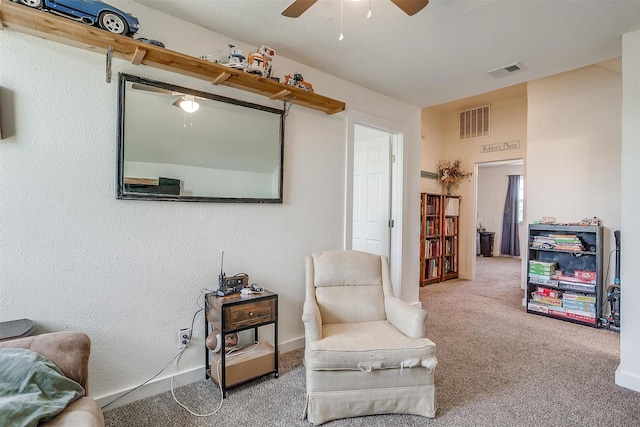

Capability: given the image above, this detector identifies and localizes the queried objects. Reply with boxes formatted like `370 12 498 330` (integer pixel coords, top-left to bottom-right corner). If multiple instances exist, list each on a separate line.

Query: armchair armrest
0 331 91 394
385 296 427 339
302 299 323 343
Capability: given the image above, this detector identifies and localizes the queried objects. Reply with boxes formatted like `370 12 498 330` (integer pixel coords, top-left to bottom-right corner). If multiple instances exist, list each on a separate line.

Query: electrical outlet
178 328 190 349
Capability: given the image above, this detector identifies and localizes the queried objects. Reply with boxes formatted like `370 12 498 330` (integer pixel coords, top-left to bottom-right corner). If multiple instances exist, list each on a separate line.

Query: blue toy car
13 0 140 36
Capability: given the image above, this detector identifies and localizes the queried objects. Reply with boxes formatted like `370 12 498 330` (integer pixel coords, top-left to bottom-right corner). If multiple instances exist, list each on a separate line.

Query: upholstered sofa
303 250 437 425
0 331 104 427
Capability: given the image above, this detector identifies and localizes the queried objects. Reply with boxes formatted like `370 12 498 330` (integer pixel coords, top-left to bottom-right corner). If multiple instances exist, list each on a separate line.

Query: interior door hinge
389 219 395 228
390 154 396 164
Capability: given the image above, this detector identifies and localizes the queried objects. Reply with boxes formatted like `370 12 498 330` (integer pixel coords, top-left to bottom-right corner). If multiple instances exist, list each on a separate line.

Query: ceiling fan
282 0 429 18
131 83 202 113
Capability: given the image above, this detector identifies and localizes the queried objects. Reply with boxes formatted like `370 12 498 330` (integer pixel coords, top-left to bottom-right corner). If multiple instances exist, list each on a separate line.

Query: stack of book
551 270 596 293
528 267 598 325
546 291 597 324
549 234 584 251
528 260 557 285
531 235 555 249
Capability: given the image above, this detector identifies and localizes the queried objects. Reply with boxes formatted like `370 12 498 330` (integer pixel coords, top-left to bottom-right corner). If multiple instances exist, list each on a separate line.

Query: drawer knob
249 312 254 316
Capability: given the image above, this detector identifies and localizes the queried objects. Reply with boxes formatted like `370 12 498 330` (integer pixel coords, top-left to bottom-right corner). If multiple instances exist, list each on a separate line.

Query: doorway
473 159 524 284
352 124 392 257
345 113 404 296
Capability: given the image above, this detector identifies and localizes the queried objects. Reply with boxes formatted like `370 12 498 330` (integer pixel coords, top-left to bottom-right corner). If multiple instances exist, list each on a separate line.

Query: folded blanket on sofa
0 348 84 427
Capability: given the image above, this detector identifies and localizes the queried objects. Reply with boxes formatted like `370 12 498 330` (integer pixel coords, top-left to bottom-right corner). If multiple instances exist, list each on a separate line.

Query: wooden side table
204 290 278 397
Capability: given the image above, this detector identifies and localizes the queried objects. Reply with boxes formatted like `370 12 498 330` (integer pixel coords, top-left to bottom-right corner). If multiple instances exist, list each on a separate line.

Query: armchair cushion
305 320 436 371
315 286 385 324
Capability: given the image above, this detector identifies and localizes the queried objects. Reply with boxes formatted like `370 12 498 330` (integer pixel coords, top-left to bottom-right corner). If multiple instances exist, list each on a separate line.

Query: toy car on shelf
12 0 140 36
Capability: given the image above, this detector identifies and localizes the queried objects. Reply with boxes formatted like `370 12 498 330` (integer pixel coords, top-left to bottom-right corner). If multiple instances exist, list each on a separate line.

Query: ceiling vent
460 105 490 140
486 62 525 78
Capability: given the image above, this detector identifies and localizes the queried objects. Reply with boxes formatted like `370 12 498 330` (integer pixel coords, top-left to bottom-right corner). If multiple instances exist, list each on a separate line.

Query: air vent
459 105 490 140
486 62 525 78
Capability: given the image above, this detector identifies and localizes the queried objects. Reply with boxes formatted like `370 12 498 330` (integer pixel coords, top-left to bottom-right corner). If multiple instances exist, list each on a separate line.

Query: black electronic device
225 274 249 292
216 252 249 296
216 252 233 297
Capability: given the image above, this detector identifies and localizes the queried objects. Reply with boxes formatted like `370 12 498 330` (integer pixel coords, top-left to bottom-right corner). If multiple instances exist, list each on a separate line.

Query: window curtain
500 175 520 256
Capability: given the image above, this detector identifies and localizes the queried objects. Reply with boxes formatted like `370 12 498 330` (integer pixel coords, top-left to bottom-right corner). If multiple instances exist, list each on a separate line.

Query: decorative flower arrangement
436 158 472 194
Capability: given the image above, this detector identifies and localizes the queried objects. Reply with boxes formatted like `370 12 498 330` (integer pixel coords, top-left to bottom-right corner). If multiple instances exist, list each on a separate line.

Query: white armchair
302 250 437 425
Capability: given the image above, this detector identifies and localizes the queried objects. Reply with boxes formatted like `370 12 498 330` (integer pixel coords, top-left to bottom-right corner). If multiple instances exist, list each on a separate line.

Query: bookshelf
420 193 460 285
526 224 603 327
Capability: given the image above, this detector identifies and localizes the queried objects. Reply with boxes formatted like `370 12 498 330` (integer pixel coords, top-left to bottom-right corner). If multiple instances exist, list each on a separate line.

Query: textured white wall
527 64 622 283
0 1 421 403
618 29 640 392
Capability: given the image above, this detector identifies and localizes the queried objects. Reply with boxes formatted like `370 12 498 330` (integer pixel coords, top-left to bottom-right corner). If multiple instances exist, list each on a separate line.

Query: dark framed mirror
117 73 284 203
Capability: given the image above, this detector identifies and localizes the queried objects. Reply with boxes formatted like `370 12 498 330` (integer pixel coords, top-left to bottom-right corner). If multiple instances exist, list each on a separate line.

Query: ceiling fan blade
390 0 429 16
172 98 182 109
281 0 318 18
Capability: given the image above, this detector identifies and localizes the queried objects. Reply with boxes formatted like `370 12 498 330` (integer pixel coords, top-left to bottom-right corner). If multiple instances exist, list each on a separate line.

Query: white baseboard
615 364 640 392
97 364 204 411
278 336 305 353
97 336 306 411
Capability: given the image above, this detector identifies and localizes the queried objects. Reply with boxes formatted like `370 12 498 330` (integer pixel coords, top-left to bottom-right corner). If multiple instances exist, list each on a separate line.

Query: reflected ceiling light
178 95 199 113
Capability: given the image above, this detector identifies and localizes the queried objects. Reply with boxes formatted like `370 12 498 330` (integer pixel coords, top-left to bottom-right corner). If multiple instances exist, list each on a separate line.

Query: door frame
345 110 405 296
469 157 525 284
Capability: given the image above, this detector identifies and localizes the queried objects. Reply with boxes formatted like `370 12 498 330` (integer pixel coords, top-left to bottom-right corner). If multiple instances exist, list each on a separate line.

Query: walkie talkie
216 251 230 297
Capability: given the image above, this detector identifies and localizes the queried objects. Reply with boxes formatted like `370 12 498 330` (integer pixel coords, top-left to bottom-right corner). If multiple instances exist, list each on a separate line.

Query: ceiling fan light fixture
179 95 200 113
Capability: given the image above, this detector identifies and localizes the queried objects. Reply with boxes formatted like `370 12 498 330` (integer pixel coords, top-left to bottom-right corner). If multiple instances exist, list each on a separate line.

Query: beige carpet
104 256 640 426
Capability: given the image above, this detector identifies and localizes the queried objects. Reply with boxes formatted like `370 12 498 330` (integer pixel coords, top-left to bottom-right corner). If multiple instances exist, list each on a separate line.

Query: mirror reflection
117 73 284 203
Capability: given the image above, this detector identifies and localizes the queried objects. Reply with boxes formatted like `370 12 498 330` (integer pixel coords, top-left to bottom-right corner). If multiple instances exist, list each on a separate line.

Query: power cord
170 344 223 417
101 307 204 411
169 338 261 416
100 346 186 410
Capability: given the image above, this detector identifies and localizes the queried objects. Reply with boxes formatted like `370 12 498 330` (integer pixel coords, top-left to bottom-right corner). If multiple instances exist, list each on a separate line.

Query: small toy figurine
285 73 314 92
221 44 247 70
246 45 276 78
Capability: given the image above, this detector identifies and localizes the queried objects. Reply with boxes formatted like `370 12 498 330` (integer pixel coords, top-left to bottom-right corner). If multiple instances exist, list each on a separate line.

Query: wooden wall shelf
0 0 346 115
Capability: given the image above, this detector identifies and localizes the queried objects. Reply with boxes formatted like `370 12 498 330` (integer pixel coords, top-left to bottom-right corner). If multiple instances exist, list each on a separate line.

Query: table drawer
224 299 276 331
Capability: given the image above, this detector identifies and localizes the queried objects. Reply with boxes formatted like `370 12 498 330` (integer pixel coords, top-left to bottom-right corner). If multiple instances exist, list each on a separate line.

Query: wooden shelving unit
420 193 460 285
0 0 345 115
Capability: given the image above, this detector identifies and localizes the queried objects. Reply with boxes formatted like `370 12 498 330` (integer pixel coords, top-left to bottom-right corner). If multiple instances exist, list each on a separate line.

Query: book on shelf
547 306 596 323
562 292 596 303
536 286 561 298
574 270 597 280
557 281 596 293
531 293 562 307
549 234 580 242
529 276 557 286
528 261 556 275
529 260 557 268
551 274 596 285
562 299 595 313
527 302 549 314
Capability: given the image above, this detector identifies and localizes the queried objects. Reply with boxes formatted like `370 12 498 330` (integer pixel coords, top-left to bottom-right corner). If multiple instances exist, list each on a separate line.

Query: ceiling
131 0 640 108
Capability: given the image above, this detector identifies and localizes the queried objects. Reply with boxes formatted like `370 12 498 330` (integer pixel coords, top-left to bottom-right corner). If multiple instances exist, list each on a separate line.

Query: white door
352 125 391 257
